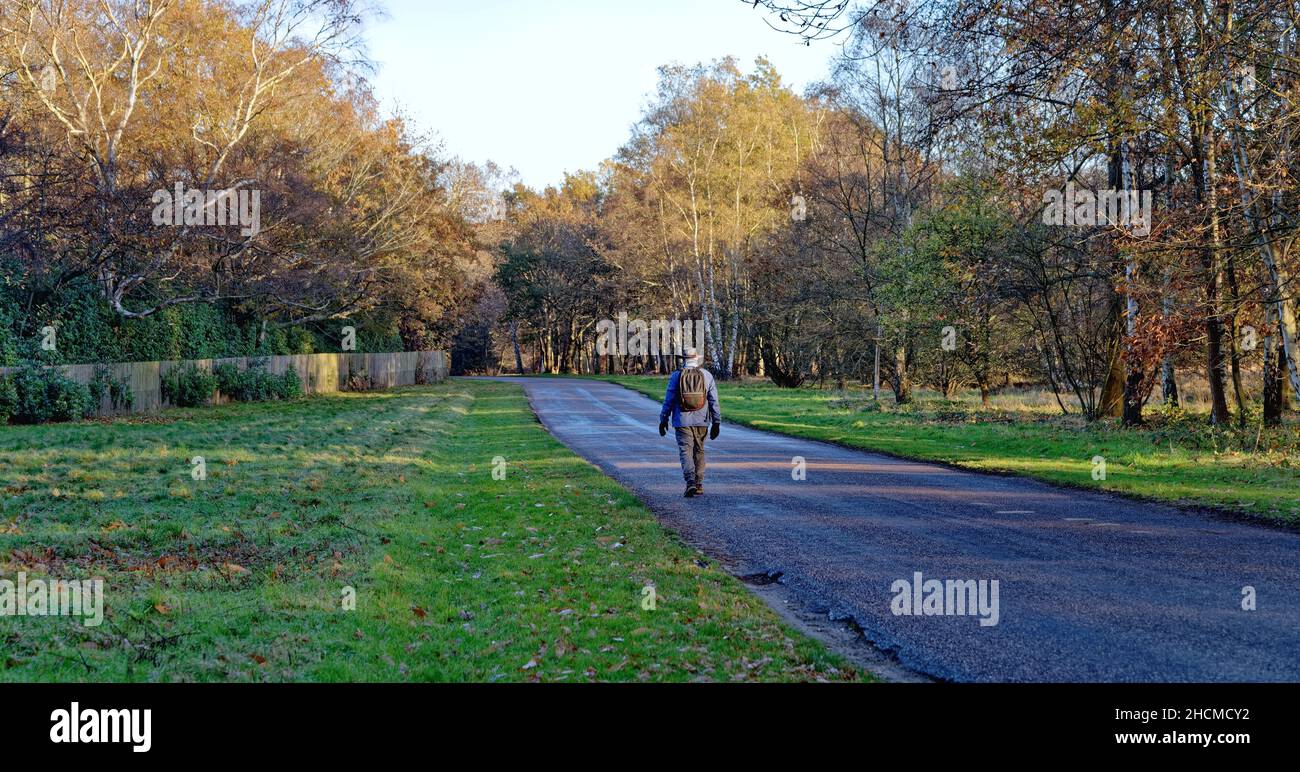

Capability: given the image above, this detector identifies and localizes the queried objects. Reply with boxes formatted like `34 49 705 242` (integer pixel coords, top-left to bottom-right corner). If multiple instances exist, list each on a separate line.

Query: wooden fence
0 350 448 417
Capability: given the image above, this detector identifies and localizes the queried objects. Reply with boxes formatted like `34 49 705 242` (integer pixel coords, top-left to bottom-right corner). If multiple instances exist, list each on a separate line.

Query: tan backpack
679 368 707 411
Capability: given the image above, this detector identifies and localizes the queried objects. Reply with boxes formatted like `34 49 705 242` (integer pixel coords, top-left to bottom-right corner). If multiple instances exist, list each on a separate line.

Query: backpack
678 368 707 412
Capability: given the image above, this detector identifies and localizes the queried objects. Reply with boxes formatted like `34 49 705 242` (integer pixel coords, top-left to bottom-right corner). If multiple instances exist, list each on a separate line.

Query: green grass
0 382 866 682
593 375 1300 525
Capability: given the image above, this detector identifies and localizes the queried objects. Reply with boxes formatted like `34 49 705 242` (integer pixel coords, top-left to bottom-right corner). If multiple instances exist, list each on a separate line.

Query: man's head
680 347 703 368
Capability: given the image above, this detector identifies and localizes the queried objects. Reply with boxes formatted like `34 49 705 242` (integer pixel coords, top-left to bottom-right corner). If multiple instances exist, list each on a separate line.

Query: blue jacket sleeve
706 373 721 424
660 372 679 424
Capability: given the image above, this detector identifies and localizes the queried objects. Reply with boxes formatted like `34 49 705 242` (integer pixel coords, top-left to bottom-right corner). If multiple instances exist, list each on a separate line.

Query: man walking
658 347 721 497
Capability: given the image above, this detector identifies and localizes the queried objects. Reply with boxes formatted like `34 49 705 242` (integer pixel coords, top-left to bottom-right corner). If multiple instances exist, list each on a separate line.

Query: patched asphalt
472 376 1300 682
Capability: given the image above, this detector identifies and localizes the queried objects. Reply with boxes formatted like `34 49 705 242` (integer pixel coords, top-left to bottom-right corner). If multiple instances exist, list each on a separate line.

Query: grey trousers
674 426 708 486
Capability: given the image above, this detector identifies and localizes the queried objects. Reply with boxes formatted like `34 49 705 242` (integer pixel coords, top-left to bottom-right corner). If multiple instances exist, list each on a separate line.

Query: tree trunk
872 320 881 401
1098 339 1125 418
892 344 911 404
1117 141 1143 426
1198 134 1232 424
510 320 524 375
1225 255 1248 425
1160 275 1179 406
1263 304 1286 426
1161 358 1179 407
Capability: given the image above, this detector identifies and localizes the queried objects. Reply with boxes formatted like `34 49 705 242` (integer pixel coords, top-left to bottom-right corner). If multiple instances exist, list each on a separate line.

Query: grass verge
0 381 865 682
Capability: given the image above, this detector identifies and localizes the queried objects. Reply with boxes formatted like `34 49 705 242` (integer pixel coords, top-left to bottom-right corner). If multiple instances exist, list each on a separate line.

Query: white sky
363 0 837 189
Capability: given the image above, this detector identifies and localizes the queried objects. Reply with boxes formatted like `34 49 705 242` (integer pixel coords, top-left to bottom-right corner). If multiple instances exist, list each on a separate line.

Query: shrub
161 364 218 407
7 364 94 423
213 362 241 396
0 375 16 423
88 366 134 412
275 366 302 400
231 360 278 402
214 360 301 402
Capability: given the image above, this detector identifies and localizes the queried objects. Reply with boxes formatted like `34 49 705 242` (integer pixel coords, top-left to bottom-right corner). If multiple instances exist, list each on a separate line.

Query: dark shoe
684 485 697 498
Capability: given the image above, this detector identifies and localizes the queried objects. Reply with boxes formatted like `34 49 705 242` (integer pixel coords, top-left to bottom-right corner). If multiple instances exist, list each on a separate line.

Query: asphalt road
475 376 1300 682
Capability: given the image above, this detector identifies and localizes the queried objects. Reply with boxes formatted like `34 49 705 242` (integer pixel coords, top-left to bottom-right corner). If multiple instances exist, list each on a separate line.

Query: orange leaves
218 562 249 582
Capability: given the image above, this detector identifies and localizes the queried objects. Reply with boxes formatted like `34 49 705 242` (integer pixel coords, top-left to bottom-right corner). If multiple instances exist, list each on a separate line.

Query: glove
709 422 720 440
659 419 668 437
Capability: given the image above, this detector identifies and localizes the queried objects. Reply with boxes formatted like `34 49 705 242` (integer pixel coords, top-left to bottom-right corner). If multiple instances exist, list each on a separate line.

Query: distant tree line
476 0 1298 427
